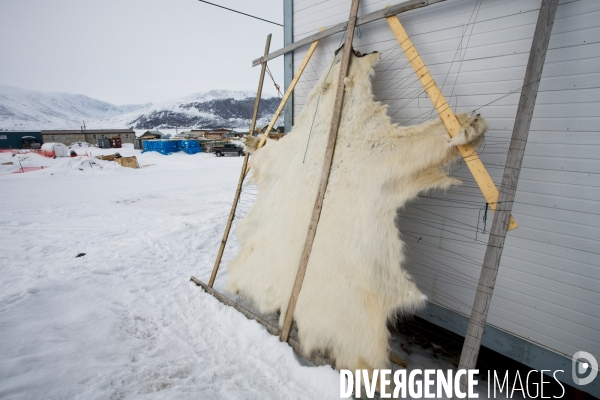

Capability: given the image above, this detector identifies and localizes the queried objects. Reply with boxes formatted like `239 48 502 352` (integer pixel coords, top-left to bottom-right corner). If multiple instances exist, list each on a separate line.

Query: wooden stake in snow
208 34 272 287
207 36 321 287
455 0 559 395
280 0 361 343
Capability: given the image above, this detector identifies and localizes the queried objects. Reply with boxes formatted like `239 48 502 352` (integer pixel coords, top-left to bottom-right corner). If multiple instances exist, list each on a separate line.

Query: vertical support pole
280 0 361 343
208 34 272 287
456 0 559 395
283 0 294 134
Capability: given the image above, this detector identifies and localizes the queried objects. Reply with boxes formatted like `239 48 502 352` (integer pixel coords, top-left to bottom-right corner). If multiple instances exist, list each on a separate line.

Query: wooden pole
244 38 321 176
456 0 559 394
208 38 320 287
386 15 518 230
208 34 272 287
280 0 361 343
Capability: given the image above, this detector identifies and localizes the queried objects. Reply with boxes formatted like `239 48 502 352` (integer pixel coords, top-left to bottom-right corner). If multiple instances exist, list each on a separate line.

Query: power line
198 0 283 27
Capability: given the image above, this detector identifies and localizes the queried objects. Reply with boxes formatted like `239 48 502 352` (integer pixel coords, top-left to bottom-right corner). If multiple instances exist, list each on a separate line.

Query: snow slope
0 84 149 131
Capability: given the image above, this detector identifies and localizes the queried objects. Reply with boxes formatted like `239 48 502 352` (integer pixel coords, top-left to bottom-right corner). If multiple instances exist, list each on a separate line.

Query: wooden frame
244 38 322 176
251 0 448 67
386 15 518 230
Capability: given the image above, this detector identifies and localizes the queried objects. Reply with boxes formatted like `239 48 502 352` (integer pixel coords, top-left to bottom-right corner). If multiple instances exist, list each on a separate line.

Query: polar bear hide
226 49 487 373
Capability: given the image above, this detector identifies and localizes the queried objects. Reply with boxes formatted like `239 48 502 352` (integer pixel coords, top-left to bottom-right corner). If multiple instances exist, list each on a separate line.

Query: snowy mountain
89 90 282 130
0 84 149 131
0 85 282 131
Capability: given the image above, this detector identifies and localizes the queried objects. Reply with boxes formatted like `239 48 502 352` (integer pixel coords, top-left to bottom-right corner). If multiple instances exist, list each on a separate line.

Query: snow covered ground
0 146 510 399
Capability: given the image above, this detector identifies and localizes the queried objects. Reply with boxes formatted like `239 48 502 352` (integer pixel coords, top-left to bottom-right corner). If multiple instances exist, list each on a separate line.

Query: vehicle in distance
210 143 245 157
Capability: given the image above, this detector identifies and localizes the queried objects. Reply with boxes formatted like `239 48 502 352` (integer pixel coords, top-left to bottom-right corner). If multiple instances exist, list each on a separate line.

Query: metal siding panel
285 0 294 133
292 0 600 366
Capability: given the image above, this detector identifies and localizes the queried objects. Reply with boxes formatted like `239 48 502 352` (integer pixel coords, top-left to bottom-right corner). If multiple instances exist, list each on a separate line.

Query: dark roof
200 127 233 132
0 131 42 134
41 129 135 135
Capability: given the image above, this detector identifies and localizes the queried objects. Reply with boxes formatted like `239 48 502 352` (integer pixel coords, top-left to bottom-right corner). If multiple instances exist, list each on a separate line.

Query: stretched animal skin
226 49 487 373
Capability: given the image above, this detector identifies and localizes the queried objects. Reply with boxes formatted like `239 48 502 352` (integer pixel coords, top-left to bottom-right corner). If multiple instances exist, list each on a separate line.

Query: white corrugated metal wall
290 0 600 365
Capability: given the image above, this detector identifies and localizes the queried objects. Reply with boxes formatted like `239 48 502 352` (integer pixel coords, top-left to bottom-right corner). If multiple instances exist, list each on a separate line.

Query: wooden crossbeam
251 0 448 67
386 15 518 230
244 38 321 176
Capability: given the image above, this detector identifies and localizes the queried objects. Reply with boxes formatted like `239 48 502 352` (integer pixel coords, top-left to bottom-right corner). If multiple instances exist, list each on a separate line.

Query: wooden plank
386 15 518 230
208 34 272 287
244 38 321 176
191 276 333 367
251 0 448 67
191 276 408 369
279 0 361 343
456 0 559 394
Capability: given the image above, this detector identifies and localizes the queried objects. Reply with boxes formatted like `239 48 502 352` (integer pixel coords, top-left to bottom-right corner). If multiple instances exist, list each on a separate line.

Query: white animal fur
227 50 487 373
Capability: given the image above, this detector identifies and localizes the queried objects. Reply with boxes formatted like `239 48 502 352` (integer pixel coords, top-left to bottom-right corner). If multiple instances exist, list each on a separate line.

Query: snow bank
0 153 341 399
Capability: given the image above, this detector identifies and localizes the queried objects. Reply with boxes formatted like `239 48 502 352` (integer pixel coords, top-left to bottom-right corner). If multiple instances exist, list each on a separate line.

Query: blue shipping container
176 140 202 154
142 140 178 155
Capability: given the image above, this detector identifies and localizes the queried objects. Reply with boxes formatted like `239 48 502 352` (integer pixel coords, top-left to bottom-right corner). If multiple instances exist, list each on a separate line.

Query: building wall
43 133 86 146
84 133 134 145
42 132 135 146
290 0 600 382
0 132 42 149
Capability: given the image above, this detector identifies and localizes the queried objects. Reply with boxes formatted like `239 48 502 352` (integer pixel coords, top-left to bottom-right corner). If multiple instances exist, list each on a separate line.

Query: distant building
224 132 246 139
139 130 163 140
0 131 42 149
41 129 135 146
203 128 233 140
178 129 207 139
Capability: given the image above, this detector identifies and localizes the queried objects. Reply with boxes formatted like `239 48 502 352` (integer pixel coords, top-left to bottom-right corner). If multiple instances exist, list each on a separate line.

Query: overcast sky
0 0 284 105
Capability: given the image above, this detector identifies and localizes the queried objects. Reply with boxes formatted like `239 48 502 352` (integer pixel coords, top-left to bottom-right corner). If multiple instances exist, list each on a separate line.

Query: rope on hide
302 30 347 163
426 0 483 122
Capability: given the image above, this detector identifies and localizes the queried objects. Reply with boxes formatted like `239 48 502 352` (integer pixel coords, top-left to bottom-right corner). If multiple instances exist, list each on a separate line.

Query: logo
572 351 598 386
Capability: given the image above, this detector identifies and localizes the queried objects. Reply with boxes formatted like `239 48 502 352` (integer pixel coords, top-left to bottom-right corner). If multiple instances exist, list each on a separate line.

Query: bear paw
243 135 261 153
448 114 488 147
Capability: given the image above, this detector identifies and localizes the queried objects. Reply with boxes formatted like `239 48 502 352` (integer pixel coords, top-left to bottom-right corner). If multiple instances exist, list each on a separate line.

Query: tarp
40 142 69 157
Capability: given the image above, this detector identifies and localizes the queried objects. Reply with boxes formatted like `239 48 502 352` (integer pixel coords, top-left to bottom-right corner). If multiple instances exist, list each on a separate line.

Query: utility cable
198 0 283 27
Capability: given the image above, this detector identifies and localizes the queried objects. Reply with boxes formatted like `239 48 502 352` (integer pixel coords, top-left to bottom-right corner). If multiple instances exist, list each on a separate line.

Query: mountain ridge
0 85 281 131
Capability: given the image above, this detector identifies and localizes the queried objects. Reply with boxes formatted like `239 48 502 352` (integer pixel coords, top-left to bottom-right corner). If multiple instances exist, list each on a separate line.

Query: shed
40 142 69 157
97 138 111 149
285 0 599 396
109 137 122 148
140 130 163 139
